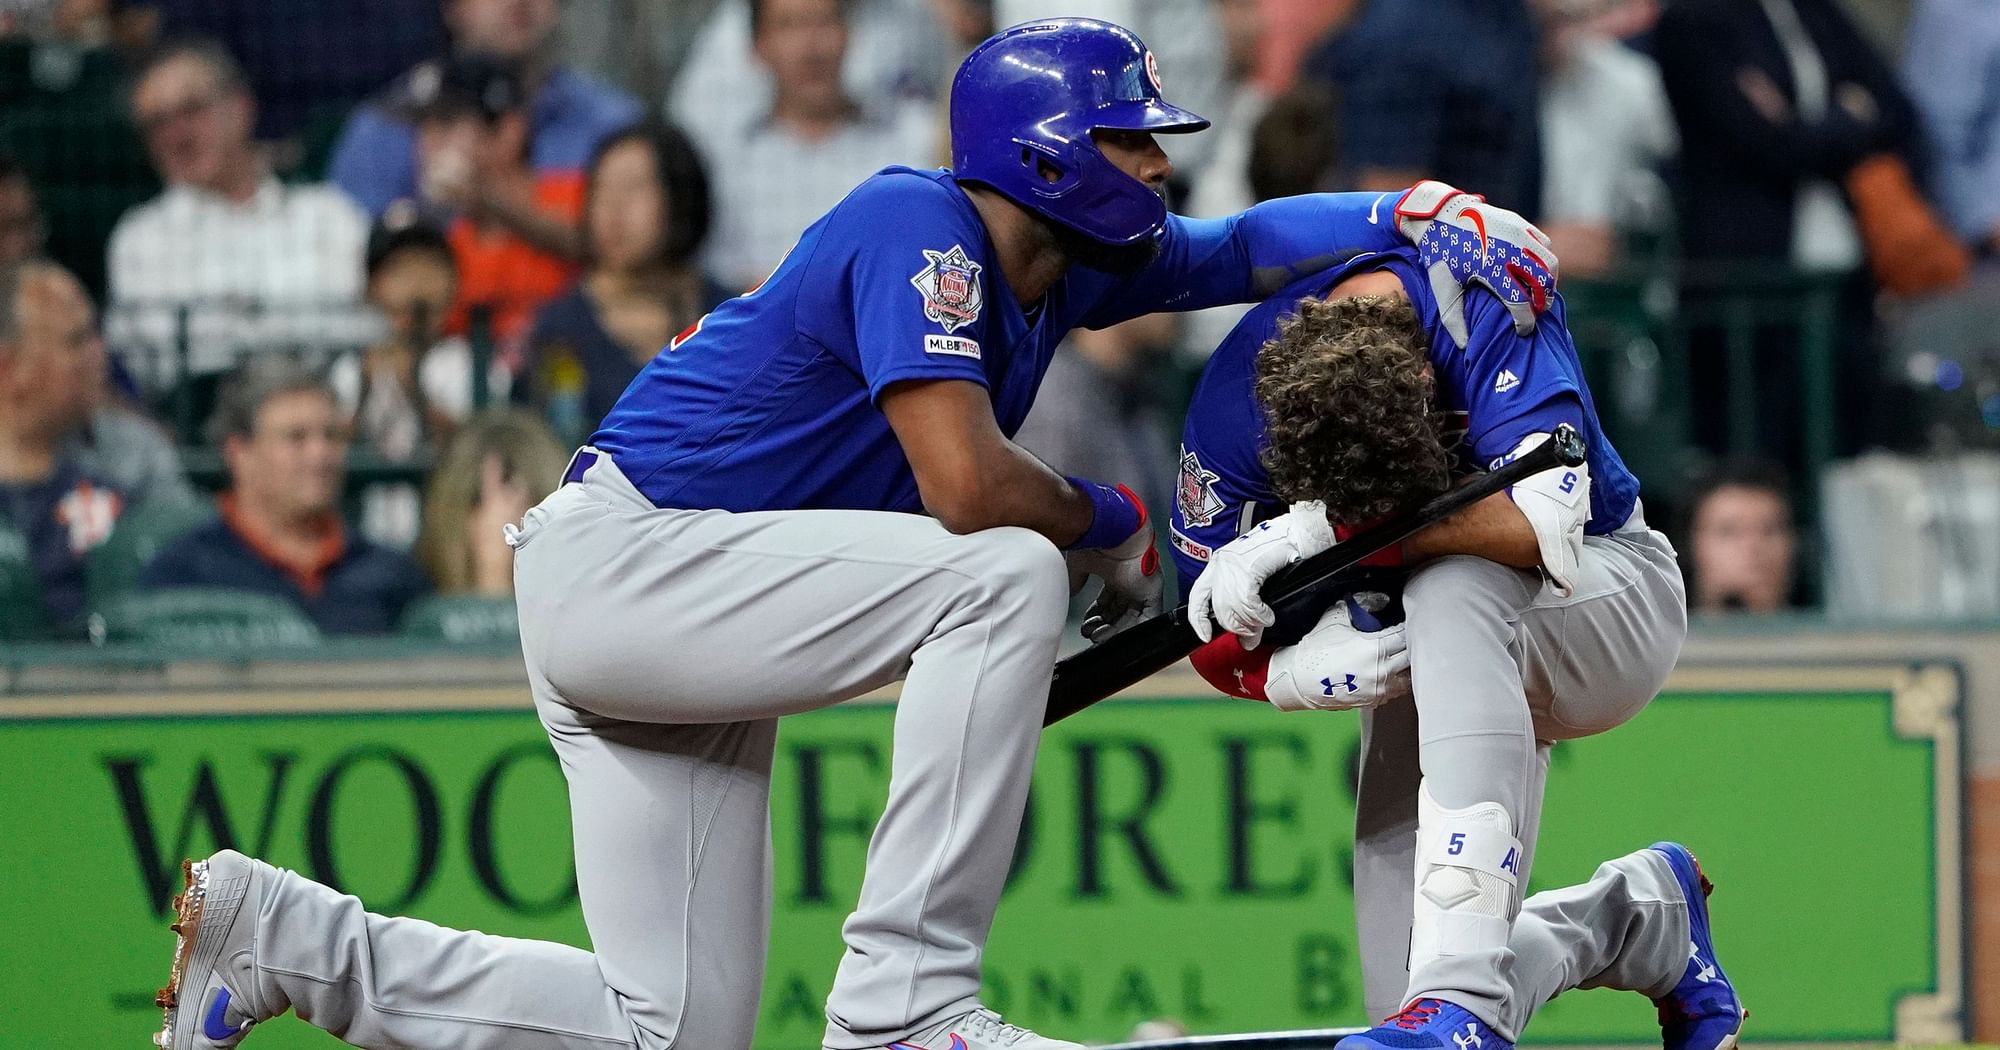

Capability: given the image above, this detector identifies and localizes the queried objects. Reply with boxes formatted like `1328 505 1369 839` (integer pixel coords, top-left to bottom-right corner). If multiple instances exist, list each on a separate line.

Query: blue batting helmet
949 18 1210 246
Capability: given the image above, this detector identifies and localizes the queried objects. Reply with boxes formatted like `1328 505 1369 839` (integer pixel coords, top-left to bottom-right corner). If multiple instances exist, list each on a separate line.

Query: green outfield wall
0 663 1965 1047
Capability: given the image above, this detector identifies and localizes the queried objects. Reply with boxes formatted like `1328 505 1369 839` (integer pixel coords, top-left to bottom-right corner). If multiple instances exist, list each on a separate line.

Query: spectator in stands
1532 0 1676 277
105 39 370 401
136 0 443 143
0 158 46 269
414 408 564 596
332 212 509 546
1902 0 2000 257
397 50 589 348
1654 0 1922 273
0 162 190 504
1684 461 1800 614
669 0 945 161
327 0 638 224
139 357 429 635
520 124 725 445
694 0 938 291
335 213 508 462
1184 0 1276 223
0 260 132 634
551 0 718 105
1655 0 1945 459
1301 0 1543 216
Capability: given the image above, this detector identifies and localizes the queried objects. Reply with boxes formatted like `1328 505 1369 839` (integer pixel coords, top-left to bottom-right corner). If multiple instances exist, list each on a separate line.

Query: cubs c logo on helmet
1144 50 1163 92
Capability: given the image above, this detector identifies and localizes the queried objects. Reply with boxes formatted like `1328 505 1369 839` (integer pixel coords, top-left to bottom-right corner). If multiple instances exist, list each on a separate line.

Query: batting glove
1187 502 1337 649
1265 597 1412 713
1072 525 1163 643
1397 181 1559 349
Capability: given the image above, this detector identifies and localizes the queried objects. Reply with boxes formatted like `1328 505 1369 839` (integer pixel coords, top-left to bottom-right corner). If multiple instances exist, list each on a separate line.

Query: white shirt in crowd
668 0 946 159
1757 0 1864 272
105 176 374 384
695 103 938 292
329 336 512 550
1540 34 1678 230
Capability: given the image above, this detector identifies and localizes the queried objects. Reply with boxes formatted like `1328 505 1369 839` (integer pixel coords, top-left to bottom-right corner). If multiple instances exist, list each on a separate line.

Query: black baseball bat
1043 423 1587 725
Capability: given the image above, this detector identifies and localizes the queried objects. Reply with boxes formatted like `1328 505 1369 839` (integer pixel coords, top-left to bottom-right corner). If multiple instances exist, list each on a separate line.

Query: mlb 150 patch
924 335 981 359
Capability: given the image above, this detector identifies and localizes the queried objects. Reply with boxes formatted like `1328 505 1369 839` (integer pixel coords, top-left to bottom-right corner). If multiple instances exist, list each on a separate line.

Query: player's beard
1049 190 1166 275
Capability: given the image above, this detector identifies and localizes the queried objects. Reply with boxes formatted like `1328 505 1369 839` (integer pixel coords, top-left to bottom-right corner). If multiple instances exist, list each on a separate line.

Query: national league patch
1176 446 1225 527
911 245 984 334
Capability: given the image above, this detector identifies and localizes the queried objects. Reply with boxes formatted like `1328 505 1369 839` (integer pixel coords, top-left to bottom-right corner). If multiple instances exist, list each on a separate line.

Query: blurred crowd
0 0 1995 644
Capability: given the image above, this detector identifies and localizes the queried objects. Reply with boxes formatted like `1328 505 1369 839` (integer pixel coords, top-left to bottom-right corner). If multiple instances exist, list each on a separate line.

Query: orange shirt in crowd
447 171 586 353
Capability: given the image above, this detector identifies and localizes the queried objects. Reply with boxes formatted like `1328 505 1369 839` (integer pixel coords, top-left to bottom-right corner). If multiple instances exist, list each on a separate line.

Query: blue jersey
590 168 1405 513
1169 246 1640 597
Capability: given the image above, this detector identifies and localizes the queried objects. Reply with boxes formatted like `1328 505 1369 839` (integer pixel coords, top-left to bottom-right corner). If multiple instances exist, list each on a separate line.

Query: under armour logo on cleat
1691 941 1717 984
1321 674 1357 696
1452 1023 1484 1050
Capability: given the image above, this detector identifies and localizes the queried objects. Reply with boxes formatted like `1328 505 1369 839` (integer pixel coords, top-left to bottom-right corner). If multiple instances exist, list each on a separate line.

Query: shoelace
1386 999 1444 1031
962 1009 1031 1046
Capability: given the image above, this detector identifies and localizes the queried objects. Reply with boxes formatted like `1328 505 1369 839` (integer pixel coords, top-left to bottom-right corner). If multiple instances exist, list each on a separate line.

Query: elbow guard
1502 432 1590 596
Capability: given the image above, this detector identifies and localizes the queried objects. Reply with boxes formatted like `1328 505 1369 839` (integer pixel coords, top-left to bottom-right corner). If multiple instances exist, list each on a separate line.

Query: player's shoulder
816 167 992 265
832 166 972 220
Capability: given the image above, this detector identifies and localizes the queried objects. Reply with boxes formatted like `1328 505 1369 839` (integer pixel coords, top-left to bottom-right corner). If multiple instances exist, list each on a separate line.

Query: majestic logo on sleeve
1176 447 1225 527
911 245 984 334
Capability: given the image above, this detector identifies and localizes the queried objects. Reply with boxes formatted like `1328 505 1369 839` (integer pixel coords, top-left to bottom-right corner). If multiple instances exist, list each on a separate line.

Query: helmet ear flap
1015 137 1081 198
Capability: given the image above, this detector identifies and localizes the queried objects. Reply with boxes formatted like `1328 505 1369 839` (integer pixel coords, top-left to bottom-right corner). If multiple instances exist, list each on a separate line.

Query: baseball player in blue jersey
1168 191 1745 1050
153 21 1561 1050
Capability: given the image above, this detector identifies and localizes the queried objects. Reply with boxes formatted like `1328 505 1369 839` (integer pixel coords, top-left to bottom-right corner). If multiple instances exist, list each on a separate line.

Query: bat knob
1550 423 1587 467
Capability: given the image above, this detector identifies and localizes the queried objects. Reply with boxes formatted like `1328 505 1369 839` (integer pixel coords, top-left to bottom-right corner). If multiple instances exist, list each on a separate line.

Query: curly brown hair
1255 295 1451 522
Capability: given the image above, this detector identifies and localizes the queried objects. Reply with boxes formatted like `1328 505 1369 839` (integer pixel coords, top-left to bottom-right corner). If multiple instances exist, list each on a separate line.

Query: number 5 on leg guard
1410 782 1523 979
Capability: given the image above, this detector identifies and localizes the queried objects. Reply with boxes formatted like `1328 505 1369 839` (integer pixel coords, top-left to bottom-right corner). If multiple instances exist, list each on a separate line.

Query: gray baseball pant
1353 515 1689 1037
222 450 1070 1049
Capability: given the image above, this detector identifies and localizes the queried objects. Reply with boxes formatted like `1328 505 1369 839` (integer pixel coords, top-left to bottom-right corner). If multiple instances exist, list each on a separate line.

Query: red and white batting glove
1067 484 1162 643
1397 181 1558 349
1189 596 1409 712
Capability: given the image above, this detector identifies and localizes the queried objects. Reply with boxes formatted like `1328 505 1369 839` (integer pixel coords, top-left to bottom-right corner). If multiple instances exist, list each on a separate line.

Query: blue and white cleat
1650 841 1746 1050
155 850 269 1049
1334 999 1512 1050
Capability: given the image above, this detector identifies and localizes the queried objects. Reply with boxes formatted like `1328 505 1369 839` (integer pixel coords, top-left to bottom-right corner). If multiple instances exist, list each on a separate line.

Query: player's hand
1396 181 1558 349
1072 525 1163 642
1188 502 1337 649
1264 597 1412 712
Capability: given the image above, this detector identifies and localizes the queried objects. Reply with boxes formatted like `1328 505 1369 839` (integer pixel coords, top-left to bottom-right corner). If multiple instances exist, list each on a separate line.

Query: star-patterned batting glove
1396 181 1558 349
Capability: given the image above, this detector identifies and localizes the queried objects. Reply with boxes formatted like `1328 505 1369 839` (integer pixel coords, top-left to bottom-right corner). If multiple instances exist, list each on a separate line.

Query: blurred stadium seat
87 586 322 648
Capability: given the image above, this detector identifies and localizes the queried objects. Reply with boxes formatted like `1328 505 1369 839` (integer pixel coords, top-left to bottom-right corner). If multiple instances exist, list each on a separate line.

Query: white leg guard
1409 781 1524 979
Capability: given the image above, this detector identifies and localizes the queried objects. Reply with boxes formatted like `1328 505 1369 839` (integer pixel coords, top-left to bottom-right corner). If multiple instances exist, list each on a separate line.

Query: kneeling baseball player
1168 186 1746 1050
149 21 1563 1050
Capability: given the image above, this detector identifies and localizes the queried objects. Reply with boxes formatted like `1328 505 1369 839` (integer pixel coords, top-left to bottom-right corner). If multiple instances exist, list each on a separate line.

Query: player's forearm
1232 191 1407 297
925 441 1097 546
1401 490 1541 568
